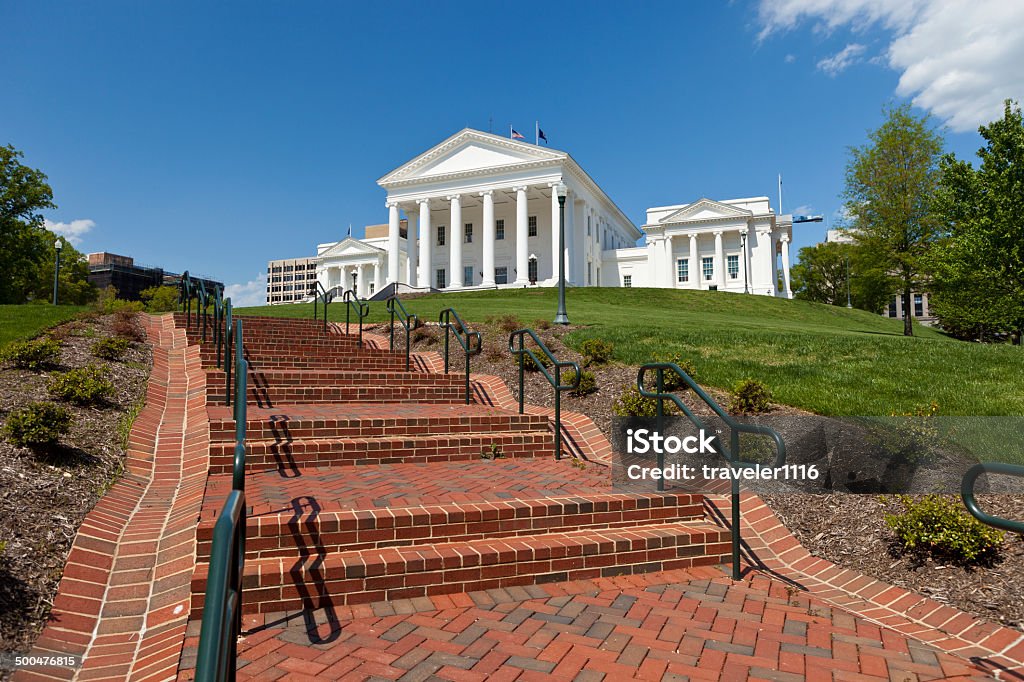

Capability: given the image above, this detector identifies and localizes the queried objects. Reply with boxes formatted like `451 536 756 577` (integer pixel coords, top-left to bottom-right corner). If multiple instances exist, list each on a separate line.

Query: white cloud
785 53 797 63
224 273 267 308
817 43 866 76
757 0 1024 131
44 218 95 246
791 204 815 216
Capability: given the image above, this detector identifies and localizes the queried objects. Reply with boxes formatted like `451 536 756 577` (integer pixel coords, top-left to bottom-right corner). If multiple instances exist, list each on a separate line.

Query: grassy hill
236 288 1024 417
0 304 87 348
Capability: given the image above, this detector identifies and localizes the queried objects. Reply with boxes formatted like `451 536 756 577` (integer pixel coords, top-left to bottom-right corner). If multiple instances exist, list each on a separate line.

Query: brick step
197 343 391 358
203 356 413 371
190 522 730 615
207 403 551 443
196 492 706 562
174 313 339 330
207 430 554 473
209 383 470 406
204 369 464 387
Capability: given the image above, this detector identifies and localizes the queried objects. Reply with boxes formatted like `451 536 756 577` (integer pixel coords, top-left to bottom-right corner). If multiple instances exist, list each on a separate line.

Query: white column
405 208 416 286
757 229 773 295
780 234 792 299
373 259 383 294
740 227 750 294
565 191 575 283
480 190 495 286
663 235 674 288
360 263 370 297
448 195 462 288
387 201 400 285
417 199 431 288
714 230 725 289
549 183 560 283
514 186 529 285
689 234 698 289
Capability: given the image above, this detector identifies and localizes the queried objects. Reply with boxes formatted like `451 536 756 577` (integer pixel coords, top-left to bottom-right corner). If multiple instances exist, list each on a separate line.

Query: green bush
565 369 597 397
521 351 552 372
492 314 522 333
48 365 115 406
612 384 660 417
1 338 62 370
139 285 180 313
885 495 1004 563
91 336 132 361
3 402 73 448
729 378 772 414
95 285 145 314
112 310 145 342
579 338 614 366
652 353 698 392
532 318 552 330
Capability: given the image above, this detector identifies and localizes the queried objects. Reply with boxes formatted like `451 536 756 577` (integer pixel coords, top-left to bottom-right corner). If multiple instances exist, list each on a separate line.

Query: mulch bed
0 313 151 660
375 314 1024 634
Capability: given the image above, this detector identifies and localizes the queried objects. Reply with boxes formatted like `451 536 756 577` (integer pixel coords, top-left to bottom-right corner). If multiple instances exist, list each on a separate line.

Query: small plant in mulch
729 378 772 415
0 338 62 371
2 401 74 448
532 318 552 330
885 494 1004 564
579 338 614 367
520 351 552 372
564 369 597 397
488 314 523 333
91 336 132 361
651 352 698 392
480 443 505 460
111 310 145 342
612 384 660 418
411 326 437 344
48 365 115 406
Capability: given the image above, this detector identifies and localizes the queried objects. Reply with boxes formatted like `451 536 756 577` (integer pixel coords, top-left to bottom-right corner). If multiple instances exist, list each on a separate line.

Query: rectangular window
436 268 446 289
528 259 538 282
914 294 924 317
437 225 446 246
528 216 537 237
587 216 591 236
464 223 473 243
677 258 689 283
728 255 739 279
369 283 375 295
495 267 508 284
702 257 714 281
464 265 473 285
888 299 898 317
623 275 632 288
496 219 504 240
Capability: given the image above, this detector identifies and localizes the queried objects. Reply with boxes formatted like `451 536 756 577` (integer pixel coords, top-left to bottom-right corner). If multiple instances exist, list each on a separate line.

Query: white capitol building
267 129 794 303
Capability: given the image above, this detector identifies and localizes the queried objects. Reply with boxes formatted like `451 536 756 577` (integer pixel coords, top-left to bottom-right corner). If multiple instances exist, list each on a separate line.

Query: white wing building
312 129 795 298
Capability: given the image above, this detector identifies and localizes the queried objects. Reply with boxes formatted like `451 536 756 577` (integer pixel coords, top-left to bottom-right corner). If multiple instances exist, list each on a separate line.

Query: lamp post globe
52 238 63 306
554 182 570 325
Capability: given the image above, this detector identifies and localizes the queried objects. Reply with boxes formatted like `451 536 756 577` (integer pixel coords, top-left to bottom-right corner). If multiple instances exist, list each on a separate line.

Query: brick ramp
19 314 209 682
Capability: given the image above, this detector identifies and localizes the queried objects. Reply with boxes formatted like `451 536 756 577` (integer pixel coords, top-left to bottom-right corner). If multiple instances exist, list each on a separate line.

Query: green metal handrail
222 300 233 405
636 362 786 580
962 462 1024 534
439 308 482 405
311 281 341 334
342 290 370 348
195 318 248 681
508 328 580 460
386 297 418 371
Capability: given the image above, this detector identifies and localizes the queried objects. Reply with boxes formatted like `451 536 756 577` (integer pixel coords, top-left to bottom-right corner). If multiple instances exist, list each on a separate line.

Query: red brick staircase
179 314 730 616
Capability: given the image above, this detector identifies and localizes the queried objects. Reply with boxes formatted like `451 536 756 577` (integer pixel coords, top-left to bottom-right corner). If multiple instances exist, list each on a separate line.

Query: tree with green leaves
28 239 97 305
139 285 179 312
1 144 57 304
843 105 945 336
929 100 1024 342
790 241 890 312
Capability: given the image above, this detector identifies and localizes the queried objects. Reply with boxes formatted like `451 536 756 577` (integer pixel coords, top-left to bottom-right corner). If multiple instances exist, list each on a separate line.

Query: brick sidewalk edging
18 314 210 682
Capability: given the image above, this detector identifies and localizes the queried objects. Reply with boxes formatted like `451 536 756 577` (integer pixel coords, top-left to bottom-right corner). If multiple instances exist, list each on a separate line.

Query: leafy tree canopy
791 241 891 313
1 145 57 304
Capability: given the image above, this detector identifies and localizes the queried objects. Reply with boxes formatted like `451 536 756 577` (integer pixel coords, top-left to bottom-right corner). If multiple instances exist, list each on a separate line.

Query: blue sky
3 1 1020 305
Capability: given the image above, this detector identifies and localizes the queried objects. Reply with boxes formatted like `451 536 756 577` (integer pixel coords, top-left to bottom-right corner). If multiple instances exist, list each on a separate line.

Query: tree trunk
903 288 913 336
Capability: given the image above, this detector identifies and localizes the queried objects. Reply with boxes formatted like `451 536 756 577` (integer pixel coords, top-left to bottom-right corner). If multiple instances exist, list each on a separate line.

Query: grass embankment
0 305 87 348
236 288 1024 418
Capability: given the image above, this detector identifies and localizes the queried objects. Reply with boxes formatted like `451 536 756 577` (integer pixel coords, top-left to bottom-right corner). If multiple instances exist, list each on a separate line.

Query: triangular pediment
660 198 753 224
378 129 566 186
317 237 384 259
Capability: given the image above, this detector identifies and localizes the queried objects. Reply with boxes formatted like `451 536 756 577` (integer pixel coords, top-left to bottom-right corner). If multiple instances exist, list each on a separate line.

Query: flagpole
509 124 512 139
535 121 539 146
778 174 782 215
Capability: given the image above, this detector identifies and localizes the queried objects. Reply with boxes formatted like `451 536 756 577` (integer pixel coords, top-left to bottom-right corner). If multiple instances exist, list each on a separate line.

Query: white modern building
312 128 795 299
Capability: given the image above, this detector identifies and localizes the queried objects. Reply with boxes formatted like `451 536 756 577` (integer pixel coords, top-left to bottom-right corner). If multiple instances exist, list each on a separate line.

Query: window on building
464 266 473 285
623 275 632 288
437 225 446 246
677 258 689 283
496 219 504 240
914 294 924 317
464 223 473 243
702 257 714 281
495 267 508 284
369 282 375 295
727 255 739 279
528 216 537 237
888 298 898 317
528 258 538 282
436 268 446 289
587 216 591 237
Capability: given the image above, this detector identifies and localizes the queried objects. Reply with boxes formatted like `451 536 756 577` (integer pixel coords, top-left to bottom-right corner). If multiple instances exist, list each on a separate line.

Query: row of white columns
386 184 572 289
324 261 383 298
661 228 792 297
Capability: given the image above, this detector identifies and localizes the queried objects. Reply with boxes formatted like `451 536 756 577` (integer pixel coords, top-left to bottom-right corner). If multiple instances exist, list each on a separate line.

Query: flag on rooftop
510 127 525 140
536 122 547 145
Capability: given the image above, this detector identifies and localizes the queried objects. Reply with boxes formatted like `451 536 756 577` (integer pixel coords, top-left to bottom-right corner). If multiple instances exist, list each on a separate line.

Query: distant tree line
793 100 1024 342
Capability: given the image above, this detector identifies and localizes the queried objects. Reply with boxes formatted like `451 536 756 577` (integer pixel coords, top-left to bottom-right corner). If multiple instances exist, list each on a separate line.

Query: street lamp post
351 271 357 294
554 182 570 325
52 238 63 305
846 255 852 308
739 228 749 295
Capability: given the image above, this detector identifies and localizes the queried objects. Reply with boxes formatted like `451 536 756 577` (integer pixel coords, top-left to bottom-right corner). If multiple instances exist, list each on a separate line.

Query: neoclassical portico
314 237 387 298
377 129 641 290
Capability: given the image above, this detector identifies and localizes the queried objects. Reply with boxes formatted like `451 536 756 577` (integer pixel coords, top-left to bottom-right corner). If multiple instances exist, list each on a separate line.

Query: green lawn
236 288 1024 418
0 304 86 348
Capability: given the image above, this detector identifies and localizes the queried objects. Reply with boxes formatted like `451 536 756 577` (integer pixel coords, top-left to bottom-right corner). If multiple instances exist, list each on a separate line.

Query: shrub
411 326 436 344
139 285 180 313
95 285 145 314
612 384 660 417
3 402 73 448
48 365 115 406
533 318 552 330
885 495 1004 563
112 310 145 342
521 351 552 372
91 336 132 361
652 353 698 392
494 314 522 333
729 378 772 414
579 338 614 366
565 369 597 397
1 338 62 370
